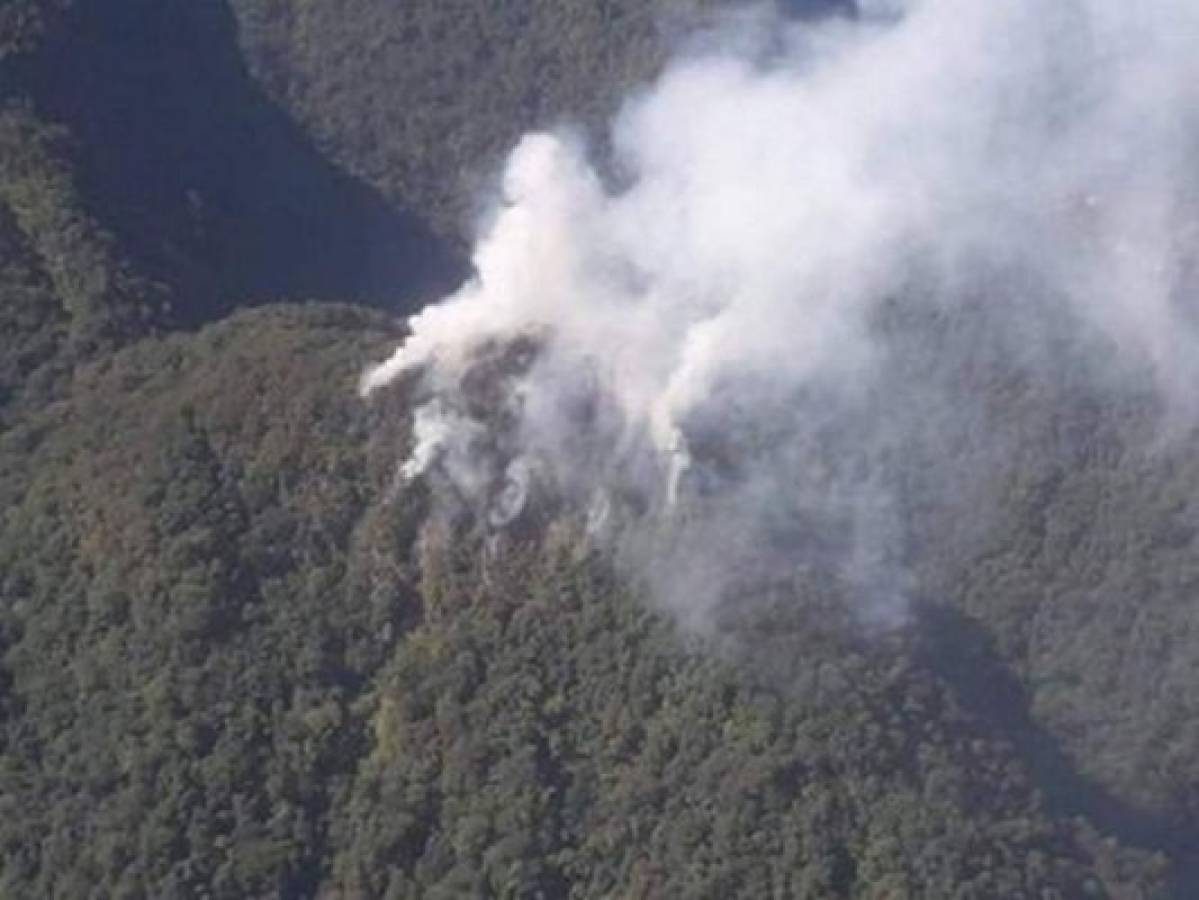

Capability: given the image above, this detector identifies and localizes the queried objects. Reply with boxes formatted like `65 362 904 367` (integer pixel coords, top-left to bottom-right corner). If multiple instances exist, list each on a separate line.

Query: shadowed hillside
230 0 857 239
0 1 1196 897
2 0 464 326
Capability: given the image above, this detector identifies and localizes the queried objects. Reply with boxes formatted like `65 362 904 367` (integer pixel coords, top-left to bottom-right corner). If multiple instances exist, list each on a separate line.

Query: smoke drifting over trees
4 0 1199 895
364 0 1199 625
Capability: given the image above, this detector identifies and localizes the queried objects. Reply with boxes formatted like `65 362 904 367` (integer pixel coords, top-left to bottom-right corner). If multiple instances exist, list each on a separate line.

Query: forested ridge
0 1 1196 898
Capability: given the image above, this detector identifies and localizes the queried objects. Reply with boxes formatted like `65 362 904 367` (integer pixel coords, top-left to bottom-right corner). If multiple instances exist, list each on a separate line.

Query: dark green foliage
932 428 1199 845
3 0 463 327
0 0 69 61
0 195 68 410
0 300 1177 897
0 305 411 898
230 0 712 237
0 103 166 336
229 0 856 239
0 327 1171 897
0 101 169 418
325 528 1165 899
0 1 1196 897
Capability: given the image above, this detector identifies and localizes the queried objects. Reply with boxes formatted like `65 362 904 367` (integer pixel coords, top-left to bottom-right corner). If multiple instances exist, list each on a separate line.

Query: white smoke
363 0 1199 625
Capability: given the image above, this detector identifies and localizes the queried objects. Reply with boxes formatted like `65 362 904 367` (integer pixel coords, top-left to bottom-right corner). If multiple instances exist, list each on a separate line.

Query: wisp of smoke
362 0 1199 627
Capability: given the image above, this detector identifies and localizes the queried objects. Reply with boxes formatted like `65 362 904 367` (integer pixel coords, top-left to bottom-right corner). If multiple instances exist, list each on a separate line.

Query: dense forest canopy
0 1 1196 898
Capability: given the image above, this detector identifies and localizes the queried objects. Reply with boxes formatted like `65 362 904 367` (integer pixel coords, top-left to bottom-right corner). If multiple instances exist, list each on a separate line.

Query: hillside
0 1 1196 898
0 307 1172 896
228 0 855 239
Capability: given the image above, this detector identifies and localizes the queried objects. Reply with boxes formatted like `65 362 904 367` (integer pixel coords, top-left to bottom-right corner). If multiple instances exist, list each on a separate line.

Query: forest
0 1 1196 898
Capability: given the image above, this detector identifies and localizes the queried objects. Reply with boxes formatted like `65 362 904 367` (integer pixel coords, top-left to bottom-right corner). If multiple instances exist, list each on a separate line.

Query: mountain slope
0 1 1195 898
1 0 463 328
0 304 1168 897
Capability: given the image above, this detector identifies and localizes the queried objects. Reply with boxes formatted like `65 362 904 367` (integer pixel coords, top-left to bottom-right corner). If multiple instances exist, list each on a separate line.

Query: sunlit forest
0 1 1197 897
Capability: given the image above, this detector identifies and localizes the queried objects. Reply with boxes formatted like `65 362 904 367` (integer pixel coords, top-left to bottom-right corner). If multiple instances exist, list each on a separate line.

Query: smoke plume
363 0 1199 626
